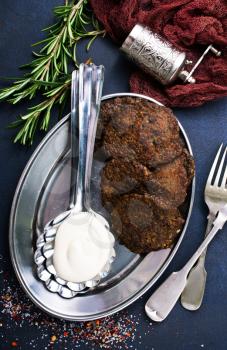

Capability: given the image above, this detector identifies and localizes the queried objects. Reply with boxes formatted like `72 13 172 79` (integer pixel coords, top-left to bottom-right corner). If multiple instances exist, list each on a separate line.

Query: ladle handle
70 64 104 212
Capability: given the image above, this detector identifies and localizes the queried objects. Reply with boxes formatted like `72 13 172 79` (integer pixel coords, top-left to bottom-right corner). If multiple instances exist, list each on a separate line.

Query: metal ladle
34 64 116 298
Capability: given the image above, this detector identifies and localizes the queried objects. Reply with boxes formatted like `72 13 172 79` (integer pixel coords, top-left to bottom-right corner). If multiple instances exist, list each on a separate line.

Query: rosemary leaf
0 0 105 145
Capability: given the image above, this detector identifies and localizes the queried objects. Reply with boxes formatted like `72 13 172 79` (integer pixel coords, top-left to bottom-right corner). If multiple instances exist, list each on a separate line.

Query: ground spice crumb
50 335 57 342
0 257 144 349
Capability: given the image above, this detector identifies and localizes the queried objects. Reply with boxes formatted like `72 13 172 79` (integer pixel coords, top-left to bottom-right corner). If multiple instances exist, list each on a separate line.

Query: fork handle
145 217 224 322
180 214 215 310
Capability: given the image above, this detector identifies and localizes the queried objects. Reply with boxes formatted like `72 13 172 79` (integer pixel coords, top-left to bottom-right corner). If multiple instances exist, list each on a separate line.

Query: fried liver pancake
102 97 183 168
144 150 194 208
101 151 194 209
111 194 185 253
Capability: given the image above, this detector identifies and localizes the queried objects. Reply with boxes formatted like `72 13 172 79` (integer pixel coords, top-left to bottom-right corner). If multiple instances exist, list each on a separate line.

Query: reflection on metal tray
9 93 195 321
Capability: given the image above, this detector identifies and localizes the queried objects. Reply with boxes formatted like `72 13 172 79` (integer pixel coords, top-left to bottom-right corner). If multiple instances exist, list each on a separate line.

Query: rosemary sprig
0 0 105 145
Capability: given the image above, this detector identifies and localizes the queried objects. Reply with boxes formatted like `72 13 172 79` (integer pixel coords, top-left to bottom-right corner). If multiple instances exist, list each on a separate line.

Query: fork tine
221 165 227 189
206 144 223 186
214 146 227 187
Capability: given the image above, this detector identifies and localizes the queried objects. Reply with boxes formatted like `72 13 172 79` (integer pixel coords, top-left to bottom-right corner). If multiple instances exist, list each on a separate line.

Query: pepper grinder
121 24 221 85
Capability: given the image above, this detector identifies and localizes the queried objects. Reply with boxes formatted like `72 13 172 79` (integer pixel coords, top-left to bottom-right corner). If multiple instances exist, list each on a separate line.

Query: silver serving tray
9 93 195 321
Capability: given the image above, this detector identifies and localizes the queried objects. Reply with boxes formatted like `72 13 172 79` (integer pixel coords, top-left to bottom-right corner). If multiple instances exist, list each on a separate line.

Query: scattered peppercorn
0 257 151 349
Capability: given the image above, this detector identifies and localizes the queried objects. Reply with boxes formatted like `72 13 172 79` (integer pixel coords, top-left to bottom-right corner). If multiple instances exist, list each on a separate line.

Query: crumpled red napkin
90 0 227 107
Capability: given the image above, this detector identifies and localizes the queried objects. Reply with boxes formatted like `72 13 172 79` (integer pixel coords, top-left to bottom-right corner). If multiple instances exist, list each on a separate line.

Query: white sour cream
53 212 114 283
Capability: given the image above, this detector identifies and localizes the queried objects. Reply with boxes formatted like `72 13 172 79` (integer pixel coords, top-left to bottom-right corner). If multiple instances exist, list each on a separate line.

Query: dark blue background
0 1 227 349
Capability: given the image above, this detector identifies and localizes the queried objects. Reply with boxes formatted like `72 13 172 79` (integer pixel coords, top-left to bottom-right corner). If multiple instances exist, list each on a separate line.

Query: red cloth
90 0 227 107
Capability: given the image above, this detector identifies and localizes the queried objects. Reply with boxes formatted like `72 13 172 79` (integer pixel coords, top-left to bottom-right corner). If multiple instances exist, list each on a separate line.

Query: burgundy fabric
90 0 227 107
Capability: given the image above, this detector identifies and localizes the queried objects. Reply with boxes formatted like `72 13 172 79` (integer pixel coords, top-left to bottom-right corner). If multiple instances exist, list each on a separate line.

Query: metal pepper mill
121 24 221 85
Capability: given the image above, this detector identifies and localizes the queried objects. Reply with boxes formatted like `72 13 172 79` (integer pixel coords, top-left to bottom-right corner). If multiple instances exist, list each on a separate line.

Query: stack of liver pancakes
96 97 194 254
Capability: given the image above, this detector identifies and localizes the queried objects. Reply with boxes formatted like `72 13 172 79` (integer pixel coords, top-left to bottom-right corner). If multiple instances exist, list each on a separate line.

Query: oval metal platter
9 93 195 321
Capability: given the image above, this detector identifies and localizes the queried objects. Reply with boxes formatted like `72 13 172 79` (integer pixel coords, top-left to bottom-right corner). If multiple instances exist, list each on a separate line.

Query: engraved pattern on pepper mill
121 24 186 85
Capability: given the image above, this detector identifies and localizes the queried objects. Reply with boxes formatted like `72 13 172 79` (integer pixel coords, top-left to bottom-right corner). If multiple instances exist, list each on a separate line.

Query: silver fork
181 144 227 310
